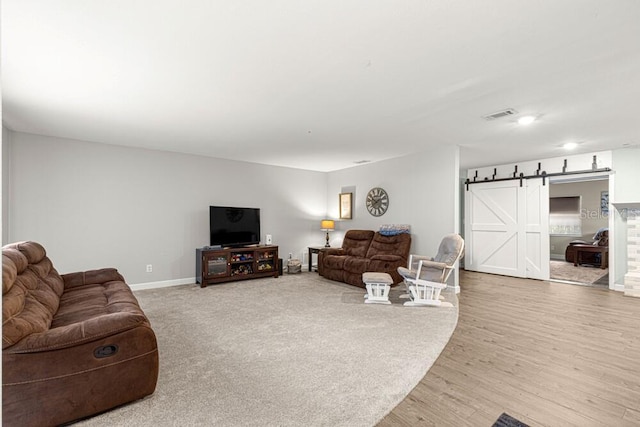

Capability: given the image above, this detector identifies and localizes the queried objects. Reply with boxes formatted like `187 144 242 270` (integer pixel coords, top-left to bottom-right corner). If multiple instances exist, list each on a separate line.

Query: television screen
210 206 261 247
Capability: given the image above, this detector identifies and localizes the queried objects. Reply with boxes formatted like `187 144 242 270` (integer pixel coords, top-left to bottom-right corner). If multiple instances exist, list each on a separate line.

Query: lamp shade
320 219 335 231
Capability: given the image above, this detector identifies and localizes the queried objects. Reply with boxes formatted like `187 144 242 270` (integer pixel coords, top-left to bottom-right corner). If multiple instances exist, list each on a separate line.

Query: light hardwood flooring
378 270 640 427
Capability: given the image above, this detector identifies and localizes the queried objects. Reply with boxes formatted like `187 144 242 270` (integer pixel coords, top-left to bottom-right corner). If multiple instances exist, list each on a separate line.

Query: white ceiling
2 1 640 172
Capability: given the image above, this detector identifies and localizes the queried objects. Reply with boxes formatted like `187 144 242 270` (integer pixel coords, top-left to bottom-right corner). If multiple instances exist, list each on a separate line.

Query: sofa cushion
6 283 150 354
344 256 370 274
3 242 65 350
323 254 349 271
342 230 375 257
366 232 411 260
2 250 19 295
54 279 145 328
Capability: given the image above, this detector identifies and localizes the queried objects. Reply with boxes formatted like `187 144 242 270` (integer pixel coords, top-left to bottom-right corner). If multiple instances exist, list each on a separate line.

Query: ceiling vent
483 108 518 121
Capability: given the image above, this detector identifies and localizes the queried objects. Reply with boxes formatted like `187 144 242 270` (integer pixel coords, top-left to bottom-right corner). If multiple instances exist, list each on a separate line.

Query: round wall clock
366 187 389 217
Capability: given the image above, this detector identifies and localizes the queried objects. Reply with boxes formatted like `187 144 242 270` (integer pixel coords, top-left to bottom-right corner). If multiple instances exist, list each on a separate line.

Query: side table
308 246 325 272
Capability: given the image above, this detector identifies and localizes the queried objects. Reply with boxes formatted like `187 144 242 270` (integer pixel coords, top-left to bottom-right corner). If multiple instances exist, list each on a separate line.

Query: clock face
366 187 389 217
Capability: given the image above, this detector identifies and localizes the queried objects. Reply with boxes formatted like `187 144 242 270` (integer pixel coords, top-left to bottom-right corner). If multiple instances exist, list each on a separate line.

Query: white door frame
549 172 615 290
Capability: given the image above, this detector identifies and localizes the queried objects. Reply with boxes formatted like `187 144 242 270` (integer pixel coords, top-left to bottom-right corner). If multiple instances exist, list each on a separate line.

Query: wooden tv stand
196 245 279 287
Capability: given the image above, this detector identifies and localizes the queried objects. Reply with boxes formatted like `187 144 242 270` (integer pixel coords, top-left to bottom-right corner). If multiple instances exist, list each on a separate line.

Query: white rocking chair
398 234 465 307
404 274 448 307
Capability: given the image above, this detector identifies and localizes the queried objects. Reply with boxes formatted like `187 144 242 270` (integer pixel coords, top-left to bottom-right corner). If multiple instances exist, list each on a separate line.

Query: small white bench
362 272 394 305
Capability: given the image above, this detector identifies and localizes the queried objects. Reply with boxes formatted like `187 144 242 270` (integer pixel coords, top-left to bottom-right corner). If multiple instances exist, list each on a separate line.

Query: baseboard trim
613 282 625 292
130 277 195 291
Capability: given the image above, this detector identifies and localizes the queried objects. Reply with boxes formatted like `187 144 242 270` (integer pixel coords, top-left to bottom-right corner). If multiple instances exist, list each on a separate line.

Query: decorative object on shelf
339 192 353 219
366 187 389 217
321 219 335 247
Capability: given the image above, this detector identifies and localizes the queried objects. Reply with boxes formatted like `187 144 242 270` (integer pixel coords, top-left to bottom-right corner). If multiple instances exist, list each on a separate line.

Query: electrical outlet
266 234 272 244
146 264 152 273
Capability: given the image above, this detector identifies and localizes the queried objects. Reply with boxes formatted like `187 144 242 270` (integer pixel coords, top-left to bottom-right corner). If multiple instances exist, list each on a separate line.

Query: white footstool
362 272 393 305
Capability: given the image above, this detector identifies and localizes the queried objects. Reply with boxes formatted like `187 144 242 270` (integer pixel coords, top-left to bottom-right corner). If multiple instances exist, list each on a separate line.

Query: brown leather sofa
318 230 411 287
2 241 159 426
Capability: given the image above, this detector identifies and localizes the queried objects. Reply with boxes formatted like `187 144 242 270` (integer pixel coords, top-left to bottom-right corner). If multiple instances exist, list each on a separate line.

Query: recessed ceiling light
517 116 536 125
353 160 371 164
563 142 578 150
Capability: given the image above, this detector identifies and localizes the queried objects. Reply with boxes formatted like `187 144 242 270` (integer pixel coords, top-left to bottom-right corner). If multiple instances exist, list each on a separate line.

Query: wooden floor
377 270 640 427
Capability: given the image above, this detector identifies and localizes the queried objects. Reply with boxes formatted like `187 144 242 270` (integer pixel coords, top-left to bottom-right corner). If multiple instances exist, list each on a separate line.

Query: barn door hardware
465 166 611 190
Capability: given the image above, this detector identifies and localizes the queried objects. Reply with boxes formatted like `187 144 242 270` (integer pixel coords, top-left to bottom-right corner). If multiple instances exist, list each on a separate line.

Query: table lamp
320 219 335 247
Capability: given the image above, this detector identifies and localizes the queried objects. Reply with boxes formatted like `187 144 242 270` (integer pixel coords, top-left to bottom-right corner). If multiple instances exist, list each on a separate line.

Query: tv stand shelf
196 245 279 287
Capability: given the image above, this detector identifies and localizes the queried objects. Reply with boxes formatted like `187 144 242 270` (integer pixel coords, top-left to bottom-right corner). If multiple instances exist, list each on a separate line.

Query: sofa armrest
62 268 125 289
322 248 346 256
4 311 150 353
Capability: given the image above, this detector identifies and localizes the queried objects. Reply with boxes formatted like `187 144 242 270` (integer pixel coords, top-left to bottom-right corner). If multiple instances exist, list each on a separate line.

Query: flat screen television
210 206 261 247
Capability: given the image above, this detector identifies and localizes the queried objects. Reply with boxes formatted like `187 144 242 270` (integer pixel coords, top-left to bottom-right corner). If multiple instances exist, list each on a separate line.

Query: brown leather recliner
2 241 159 426
318 230 411 287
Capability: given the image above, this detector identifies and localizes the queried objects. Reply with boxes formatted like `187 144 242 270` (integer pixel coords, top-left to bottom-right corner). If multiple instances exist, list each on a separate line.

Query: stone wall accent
624 209 640 297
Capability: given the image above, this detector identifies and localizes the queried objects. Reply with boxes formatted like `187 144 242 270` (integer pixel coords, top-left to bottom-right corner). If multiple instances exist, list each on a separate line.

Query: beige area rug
549 260 608 287
77 274 458 427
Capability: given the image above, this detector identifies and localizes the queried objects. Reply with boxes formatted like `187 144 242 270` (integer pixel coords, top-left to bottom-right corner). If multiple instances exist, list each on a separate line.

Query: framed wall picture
601 190 609 215
339 192 352 219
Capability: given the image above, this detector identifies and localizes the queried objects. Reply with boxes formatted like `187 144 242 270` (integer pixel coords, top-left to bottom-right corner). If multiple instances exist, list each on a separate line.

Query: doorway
549 176 609 287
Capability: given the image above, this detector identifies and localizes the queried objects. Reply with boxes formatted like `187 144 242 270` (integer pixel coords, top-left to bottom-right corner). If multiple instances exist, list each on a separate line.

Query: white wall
327 145 460 257
4 131 327 284
5 130 461 287
2 126 11 244
612 147 640 202
611 147 640 287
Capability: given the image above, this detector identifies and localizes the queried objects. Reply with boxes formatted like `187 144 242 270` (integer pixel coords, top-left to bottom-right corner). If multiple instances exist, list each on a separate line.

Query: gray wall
326 145 460 257
3 129 460 286
2 126 10 244
4 130 327 284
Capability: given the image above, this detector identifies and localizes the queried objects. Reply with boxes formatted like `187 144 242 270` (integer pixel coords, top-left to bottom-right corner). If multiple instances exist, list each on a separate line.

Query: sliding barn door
465 180 526 277
465 179 549 280
524 179 550 280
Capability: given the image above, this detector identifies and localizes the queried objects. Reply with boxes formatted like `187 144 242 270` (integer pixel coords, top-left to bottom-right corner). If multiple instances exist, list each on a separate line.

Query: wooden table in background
308 246 325 272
